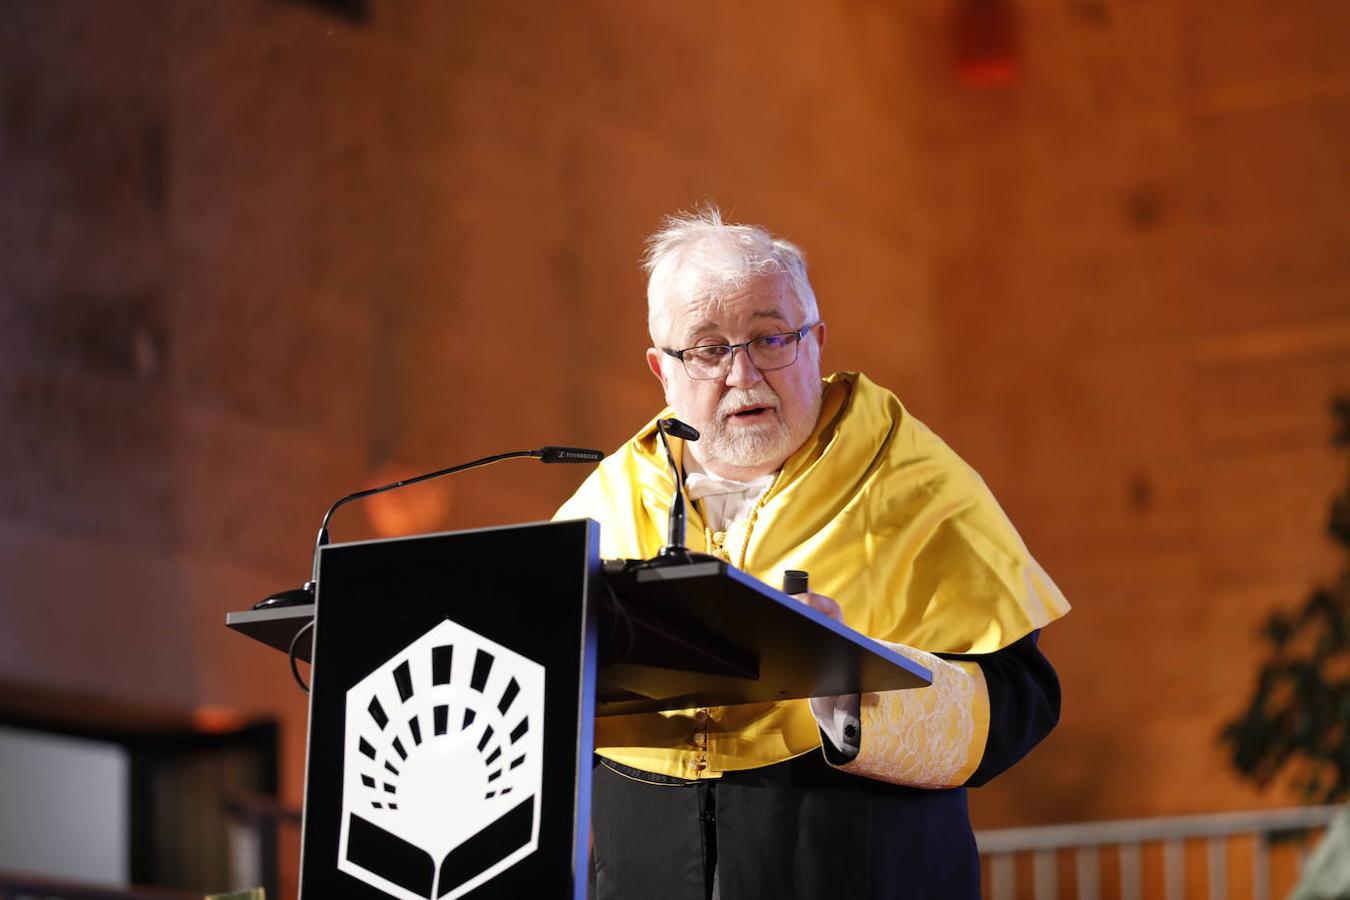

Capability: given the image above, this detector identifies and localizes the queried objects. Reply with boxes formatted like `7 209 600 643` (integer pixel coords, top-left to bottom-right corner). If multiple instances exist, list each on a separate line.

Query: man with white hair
556 206 1070 899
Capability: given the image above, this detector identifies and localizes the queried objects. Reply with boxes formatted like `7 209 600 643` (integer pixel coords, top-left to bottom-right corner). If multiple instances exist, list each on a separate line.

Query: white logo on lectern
338 619 545 900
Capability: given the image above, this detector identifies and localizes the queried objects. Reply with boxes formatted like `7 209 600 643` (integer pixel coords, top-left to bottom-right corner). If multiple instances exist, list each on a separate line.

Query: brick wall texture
1 0 1348 841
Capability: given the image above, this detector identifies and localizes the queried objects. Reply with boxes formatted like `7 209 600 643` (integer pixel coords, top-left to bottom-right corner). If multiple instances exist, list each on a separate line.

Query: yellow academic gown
555 371 1069 785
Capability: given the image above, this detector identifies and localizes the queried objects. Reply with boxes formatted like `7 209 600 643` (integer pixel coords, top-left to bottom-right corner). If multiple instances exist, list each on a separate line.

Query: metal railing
976 805 1342 900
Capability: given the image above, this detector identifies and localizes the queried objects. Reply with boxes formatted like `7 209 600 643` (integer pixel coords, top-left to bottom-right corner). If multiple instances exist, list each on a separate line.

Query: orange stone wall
1 0 1348 862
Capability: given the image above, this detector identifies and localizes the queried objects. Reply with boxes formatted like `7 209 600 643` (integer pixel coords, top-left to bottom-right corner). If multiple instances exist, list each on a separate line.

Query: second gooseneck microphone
312 445 605 553
254 444 605 610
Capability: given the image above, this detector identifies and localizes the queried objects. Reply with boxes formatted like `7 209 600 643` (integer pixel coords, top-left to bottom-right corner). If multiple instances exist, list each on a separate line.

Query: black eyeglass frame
660 321 822 381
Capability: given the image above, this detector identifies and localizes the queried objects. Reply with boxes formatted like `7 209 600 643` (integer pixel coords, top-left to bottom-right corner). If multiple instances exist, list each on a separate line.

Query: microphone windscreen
659 418 700 442
538 446 606 464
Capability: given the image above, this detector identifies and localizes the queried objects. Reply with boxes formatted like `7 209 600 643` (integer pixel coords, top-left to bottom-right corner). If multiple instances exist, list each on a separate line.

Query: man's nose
724 346 764 388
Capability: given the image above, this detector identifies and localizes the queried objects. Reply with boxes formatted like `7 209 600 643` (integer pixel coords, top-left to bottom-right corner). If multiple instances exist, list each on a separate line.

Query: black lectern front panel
299 520 599 900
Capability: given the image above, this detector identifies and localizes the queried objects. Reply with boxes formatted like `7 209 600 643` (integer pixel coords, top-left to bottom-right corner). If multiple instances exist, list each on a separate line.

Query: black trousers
591 754 981 900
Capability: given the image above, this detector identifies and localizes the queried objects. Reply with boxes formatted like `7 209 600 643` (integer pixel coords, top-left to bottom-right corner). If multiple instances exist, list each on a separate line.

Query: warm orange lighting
363 461 454 537
193 705 247 734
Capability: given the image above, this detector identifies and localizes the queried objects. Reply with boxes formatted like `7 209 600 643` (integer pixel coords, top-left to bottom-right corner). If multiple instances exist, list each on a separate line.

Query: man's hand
790 589 861 755
791 590 844 624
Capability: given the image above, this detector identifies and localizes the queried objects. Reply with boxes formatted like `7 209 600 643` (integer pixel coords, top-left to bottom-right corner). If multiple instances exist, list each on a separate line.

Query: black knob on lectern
782 569 809 596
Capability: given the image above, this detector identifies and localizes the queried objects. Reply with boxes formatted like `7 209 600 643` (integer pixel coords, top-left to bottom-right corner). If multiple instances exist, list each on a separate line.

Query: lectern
226 518 930 900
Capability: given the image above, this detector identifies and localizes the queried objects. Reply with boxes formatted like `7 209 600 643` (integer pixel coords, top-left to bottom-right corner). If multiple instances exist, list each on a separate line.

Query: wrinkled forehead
655 274 806 346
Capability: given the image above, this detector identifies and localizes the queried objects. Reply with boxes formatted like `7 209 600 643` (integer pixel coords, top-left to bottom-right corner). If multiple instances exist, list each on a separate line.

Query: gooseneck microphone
647 417 710 566
254 445 605 610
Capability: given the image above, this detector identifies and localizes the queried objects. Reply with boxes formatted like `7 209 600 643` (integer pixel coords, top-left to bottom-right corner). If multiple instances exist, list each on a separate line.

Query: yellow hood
557 371 1068 654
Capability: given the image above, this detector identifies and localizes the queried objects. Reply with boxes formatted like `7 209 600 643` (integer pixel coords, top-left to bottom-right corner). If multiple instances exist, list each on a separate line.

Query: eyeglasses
661 322 820 380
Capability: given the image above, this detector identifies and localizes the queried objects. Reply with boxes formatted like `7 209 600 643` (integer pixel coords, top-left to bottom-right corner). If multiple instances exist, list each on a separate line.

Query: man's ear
646 347 669 392
815 321 828 355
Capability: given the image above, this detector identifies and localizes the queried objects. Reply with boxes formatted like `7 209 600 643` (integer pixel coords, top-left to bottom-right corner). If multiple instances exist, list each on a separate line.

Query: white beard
701 413 792 469
691 386 815 471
